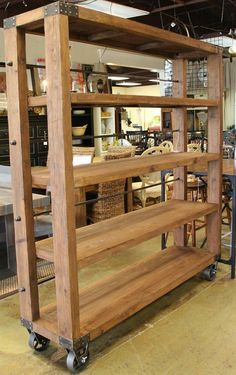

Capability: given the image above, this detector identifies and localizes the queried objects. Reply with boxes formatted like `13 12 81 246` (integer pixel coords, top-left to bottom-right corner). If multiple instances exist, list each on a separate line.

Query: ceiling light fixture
73 0 149 18
116 82 142 86
108 75 130 81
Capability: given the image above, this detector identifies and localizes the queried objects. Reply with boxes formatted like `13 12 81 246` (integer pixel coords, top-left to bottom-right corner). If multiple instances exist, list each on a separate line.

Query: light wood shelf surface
36 199 217 267
31 152 219 189
8 3 220 59
28 93 219 109
34 245 215 342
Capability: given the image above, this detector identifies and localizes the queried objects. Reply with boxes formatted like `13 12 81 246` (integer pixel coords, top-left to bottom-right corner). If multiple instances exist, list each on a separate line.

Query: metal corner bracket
21 318 33 331
59 334 90 351
3 16 16 29
44 1 78 18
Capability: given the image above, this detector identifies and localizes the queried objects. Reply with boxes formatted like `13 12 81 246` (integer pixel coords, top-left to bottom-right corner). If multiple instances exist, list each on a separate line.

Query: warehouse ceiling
0 0 235 39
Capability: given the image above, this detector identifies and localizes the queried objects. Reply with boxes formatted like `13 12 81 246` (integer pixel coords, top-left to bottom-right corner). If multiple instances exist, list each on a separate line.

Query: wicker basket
88 151 132 223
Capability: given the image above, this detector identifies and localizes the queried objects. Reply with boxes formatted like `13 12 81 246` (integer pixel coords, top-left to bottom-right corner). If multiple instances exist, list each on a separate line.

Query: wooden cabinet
4 1 222 371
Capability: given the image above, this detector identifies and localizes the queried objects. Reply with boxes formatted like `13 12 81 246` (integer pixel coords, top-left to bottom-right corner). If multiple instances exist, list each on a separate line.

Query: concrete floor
0 232 235 375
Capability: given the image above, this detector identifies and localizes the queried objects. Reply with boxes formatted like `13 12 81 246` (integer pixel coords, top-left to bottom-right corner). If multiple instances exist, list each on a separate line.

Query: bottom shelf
33 246 215 343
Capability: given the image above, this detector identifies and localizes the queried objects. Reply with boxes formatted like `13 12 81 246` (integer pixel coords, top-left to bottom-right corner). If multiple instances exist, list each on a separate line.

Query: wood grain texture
172 59 188 246
44 13 80 340
38 246 215 340
36 199 218 267
4 27 40 321
207 53 223 256
31 152 219 189
28 93 219 108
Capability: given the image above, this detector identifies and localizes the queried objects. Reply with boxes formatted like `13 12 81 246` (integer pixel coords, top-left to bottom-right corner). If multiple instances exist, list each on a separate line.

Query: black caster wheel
66 350 90 373
28 332 50 352
201 264 217 281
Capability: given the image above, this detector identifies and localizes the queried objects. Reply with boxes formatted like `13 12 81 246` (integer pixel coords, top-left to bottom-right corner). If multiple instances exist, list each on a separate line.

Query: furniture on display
126 130 148 154
0 113 48 166
0 184 50 275
4 2 222 371
132 146 170 208
187 143 202 152
93 107 115 155
159 140 173 152
87 151 132 223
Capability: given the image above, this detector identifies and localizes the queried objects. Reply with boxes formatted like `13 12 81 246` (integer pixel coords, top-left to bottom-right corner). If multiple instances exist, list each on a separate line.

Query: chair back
126 130 148 154
187 143 201 152
159 140 173 152
141 146 169 184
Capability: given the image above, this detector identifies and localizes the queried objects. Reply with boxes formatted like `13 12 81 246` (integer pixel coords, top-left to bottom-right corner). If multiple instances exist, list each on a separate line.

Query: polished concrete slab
0 234 235 375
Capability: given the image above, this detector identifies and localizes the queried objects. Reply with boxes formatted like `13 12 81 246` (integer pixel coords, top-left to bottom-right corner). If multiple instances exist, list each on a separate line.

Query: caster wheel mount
201 263 217 281
66 346 90 373
28 332 50 352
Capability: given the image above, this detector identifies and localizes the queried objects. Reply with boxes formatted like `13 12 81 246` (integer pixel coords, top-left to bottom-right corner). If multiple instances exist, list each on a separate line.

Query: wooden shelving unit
4 1 222 372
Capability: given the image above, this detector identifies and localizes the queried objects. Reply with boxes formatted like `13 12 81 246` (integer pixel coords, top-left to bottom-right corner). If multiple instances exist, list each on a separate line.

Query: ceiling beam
151 0 208 13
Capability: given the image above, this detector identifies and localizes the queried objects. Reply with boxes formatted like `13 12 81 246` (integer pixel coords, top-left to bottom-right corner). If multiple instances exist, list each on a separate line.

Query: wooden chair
159 140 173 152
132 146 170 208
187 143 201 152
87 151 132 223
126 130 148 155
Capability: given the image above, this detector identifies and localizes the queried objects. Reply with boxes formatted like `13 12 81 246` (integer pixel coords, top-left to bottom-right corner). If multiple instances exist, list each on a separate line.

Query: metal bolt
15 216 21 222
6 61 13 66
10 140 17 145
18 287 25 292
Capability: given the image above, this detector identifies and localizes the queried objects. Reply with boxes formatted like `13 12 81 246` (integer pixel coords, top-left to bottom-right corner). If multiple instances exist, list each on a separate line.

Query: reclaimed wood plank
4 27 40 321
37 245 215 340
28 94 219 108
172 58 187 246
44 13 80 340
207 53 223 256
31 152 219 189
36 199 218 267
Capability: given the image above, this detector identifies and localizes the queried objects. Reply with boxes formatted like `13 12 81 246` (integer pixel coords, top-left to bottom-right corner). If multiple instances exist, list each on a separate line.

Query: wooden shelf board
28 93 219 109
35 246 215 341
36 199 218 267
12 3 220 59
31 152 219 189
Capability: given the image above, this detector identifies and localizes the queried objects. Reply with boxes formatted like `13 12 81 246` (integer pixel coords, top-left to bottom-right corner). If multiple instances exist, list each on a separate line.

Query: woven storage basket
88 151 131 223
107 145 136 157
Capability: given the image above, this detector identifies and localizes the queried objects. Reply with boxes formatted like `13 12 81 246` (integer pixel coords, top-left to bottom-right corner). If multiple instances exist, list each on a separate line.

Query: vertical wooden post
4 27 39 321
172 58 187 246
207 53 223 256
44 14 80 340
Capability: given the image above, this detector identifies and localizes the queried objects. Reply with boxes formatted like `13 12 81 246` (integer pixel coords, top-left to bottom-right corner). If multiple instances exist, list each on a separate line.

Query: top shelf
28 93 219 109
4 1 221 60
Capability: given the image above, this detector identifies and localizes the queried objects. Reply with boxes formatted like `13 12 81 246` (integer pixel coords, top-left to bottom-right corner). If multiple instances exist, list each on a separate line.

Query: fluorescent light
116 82 142 86
149 79 160 83
77 0 149 18
108 75 129 81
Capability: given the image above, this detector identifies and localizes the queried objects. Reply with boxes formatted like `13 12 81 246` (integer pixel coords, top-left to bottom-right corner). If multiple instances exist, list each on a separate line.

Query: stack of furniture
4 1 222 372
